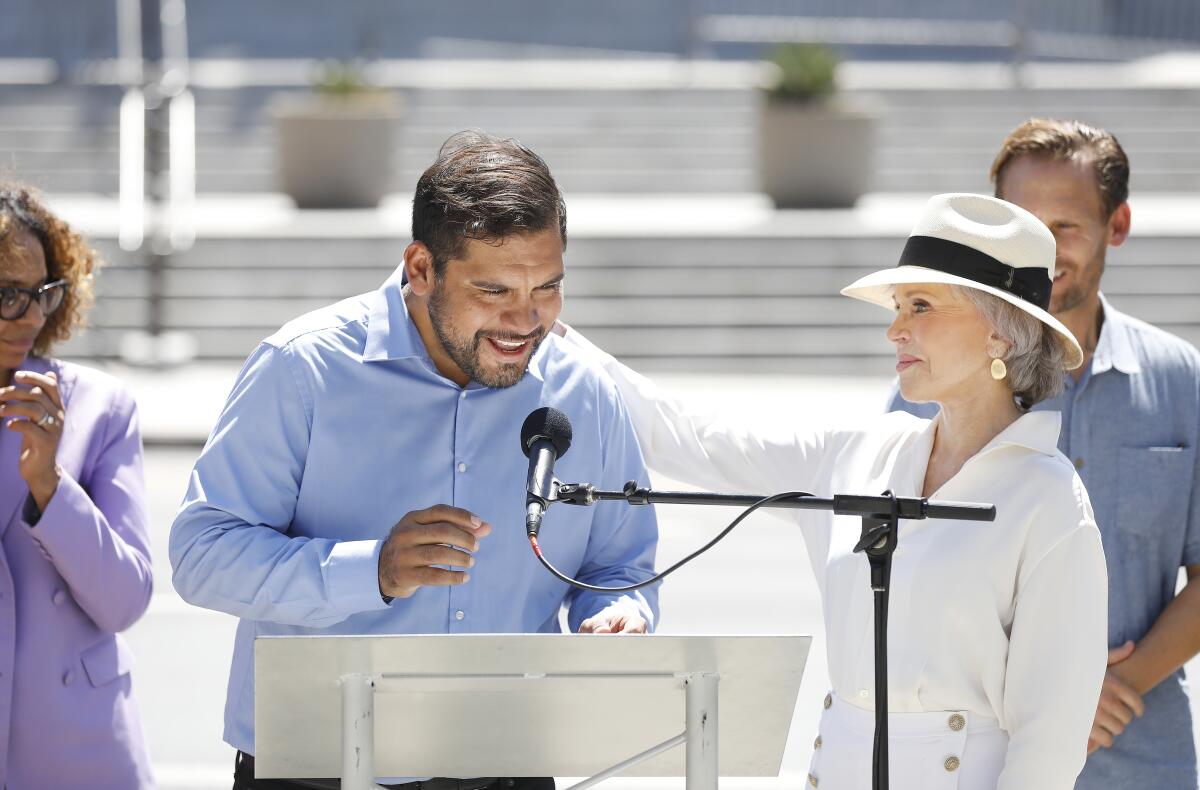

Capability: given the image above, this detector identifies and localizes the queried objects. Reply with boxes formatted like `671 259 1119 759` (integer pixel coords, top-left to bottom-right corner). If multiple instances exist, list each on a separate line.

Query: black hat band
897 235 1052 311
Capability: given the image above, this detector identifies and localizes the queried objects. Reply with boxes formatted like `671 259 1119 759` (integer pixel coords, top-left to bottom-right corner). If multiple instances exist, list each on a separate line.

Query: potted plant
759 43 877 208
271 61 403 209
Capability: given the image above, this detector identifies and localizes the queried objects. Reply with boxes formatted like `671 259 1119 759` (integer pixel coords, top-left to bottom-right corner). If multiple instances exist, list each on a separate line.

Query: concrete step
59 224 1200 370
88 258 1200 303
89 234 1200 266
8 82 1200 195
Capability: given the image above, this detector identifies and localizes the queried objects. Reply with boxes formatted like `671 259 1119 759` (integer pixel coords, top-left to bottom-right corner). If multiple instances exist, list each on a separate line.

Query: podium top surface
255 633 810 779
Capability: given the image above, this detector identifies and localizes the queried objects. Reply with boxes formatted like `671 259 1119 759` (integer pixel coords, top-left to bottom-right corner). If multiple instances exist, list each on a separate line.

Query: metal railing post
116 0 145 252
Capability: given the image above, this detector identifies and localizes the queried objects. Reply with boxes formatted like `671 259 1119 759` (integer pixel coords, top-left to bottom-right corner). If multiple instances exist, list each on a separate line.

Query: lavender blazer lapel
0 420 26 539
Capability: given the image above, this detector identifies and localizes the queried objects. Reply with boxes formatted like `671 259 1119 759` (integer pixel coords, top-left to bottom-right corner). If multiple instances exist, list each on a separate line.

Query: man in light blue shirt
170 132 659 790
890 119 1200 789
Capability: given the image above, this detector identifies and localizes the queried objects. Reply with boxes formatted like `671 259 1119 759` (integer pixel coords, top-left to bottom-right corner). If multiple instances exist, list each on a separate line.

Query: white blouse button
944 756 961 772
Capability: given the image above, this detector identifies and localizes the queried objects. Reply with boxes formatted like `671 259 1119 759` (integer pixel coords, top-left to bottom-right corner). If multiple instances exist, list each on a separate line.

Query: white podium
255 634 809 790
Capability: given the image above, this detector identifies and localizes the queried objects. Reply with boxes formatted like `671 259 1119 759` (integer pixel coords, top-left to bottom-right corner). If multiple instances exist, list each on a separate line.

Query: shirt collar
976 409 1062 458
1090 293 1141 376
362 267 426 362
917 408 1062 463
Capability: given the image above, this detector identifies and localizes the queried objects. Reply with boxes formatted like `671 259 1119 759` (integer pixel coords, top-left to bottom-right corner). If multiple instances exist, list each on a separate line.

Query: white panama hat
840 193 1084 370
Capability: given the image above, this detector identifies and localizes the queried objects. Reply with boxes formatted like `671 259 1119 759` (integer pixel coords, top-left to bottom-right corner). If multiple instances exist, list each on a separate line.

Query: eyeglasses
0 279 68 321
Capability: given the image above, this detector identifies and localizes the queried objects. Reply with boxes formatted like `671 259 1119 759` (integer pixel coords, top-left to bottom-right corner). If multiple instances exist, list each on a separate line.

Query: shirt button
62 670 75 686
458 463 467 473
944 756 961 772
813 735 822 749
52 590 66 606
823 693 832 710
1074 457 1085 470
807 772 819 787
948 713 965 732
455 610 465 621
460 391 468 400
858 689 870 700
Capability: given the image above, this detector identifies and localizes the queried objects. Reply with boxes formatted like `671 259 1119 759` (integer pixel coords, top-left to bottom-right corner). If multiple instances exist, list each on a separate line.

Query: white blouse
563 329 1108 790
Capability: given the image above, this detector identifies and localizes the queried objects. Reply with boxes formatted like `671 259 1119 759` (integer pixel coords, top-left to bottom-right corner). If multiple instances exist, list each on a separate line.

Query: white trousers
806 693 1009 790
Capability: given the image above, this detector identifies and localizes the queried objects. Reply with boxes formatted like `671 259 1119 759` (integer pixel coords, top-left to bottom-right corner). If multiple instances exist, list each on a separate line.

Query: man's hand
378 505 491 599
578 601 648 634
1088 640 1145 754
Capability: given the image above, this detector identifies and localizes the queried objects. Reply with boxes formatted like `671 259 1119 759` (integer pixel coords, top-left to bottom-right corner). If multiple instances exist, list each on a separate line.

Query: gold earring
991 358 1008 381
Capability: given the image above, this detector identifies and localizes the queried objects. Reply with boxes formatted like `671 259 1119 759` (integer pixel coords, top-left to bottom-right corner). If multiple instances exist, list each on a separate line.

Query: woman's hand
1 370 65 512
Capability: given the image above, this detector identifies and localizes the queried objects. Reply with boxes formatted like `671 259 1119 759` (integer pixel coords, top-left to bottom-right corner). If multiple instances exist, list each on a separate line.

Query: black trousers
233 751 556 790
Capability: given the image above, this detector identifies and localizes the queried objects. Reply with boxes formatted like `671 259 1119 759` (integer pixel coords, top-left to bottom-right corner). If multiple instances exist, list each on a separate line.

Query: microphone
520 407 573 537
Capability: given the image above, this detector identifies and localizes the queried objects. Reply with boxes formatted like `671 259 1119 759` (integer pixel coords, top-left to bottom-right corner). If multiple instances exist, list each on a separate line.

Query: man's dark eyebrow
467 273 565 290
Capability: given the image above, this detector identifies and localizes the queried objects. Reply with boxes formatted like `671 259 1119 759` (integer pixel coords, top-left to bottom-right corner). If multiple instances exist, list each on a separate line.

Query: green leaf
764 43 839 104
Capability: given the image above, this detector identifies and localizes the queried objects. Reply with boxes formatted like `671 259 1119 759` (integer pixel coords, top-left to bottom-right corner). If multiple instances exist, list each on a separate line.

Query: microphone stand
552 480 996 790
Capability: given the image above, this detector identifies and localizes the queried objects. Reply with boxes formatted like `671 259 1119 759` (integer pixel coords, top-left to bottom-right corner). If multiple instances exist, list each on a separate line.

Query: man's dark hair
991 118 1130 218
412 130 567 277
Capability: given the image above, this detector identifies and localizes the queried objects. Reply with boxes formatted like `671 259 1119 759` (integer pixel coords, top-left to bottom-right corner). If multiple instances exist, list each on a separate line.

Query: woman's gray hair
952 286 1068 409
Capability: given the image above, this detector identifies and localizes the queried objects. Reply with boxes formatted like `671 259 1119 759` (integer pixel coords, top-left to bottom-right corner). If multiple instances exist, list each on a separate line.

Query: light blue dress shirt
170 272 659 758
889 295 1200 789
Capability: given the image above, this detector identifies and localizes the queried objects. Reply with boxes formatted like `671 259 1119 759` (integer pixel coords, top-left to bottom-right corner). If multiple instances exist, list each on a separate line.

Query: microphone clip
555 482 595 506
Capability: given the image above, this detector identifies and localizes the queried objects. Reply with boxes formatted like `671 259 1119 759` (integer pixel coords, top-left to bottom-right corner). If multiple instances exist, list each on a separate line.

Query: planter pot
759 99 877 208
271 93 402 209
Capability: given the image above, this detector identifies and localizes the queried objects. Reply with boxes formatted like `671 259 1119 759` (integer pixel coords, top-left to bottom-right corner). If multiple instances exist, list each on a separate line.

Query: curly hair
0 184 98 356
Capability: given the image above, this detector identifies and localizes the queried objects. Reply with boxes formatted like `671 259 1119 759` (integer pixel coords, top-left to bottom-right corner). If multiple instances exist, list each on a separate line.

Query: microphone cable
527 490 813 593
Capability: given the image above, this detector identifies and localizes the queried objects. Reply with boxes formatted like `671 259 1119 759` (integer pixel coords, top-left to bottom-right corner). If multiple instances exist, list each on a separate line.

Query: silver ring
36 412 55 428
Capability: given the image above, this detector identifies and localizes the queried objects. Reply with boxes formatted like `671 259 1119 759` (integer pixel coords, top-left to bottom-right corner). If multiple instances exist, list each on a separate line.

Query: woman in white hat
556 193 1107 790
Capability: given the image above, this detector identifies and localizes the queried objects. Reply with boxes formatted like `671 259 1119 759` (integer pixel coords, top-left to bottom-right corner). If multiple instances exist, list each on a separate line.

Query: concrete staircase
62 226 1200 374
3 71 1198 372
4 81 1200 196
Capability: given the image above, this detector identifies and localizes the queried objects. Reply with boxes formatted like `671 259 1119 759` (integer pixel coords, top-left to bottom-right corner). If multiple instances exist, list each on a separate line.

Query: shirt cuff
22 493 42 526
21 472 91 562
326 539 392 615
21 471 81 538
1182 540 1200 568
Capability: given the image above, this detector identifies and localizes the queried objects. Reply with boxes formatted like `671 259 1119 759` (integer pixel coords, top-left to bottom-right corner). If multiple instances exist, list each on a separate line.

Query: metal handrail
161 0 195 251
116 0 144 252
112 0 198 363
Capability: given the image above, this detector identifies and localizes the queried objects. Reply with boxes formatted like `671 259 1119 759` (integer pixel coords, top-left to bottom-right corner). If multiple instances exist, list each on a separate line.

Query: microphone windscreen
520 407 573 458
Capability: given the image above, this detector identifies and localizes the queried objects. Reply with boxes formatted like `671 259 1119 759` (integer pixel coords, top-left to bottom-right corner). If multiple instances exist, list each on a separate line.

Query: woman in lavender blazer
0 186 154 788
